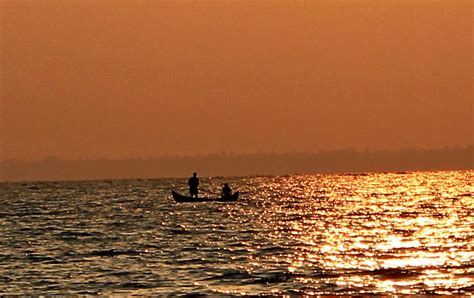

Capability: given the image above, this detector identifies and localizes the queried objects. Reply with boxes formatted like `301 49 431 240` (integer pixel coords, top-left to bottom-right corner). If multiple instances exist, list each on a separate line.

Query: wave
56 231 104 239
363 268 420 279
205 269 341 285
87 249 148 257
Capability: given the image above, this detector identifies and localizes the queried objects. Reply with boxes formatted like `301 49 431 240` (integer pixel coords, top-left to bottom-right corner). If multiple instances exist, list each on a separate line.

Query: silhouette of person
222 183 232 197
188 172 199 198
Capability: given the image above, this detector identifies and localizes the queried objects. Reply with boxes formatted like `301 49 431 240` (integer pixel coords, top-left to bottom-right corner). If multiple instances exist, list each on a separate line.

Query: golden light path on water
0 171 471 295
222 171 473 295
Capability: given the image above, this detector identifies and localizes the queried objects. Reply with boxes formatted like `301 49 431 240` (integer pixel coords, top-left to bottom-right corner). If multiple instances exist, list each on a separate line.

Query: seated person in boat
188 172 199 198
222 183 232 197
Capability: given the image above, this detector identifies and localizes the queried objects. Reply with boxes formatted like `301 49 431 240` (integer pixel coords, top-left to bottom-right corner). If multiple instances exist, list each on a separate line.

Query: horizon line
1 145 472 163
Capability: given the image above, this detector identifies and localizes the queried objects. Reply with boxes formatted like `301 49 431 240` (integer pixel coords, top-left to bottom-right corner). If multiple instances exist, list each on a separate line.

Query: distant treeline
1 147 472 182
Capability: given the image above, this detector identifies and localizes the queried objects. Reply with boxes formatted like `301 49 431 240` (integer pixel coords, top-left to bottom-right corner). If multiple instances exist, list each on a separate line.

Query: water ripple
0 171 472 295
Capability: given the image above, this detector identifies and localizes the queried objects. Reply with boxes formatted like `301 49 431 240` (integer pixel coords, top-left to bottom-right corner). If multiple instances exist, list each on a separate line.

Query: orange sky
1 1 472 161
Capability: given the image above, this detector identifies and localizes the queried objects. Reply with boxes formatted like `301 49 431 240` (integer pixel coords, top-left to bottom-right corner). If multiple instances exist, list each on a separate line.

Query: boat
171 190 239 203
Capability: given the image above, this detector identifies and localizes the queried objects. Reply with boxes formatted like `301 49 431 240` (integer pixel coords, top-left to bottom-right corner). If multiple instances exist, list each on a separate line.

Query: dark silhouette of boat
171 191 239 203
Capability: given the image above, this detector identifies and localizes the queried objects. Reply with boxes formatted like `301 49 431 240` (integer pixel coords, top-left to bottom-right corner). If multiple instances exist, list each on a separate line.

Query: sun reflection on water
1 171 471 295
244 171 473 294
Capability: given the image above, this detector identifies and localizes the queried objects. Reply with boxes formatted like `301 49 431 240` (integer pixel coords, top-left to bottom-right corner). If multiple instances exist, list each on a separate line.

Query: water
0 171 472 295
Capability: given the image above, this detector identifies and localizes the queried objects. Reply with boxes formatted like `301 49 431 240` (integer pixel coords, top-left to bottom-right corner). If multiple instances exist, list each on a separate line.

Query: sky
1 0 472 161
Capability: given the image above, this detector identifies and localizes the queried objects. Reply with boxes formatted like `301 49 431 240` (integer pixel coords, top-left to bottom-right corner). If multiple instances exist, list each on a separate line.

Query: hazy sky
1 1 472 161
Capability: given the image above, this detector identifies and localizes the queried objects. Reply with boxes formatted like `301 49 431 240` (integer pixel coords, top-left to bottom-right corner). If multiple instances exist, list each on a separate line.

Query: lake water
0 171 472 295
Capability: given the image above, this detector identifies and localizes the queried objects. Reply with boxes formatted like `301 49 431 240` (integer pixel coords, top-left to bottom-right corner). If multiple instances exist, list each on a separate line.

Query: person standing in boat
188 172 199 198
222 183 232 198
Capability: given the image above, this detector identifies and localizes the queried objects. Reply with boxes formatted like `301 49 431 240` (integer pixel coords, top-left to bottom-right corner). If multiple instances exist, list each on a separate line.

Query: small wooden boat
171 191 239 203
